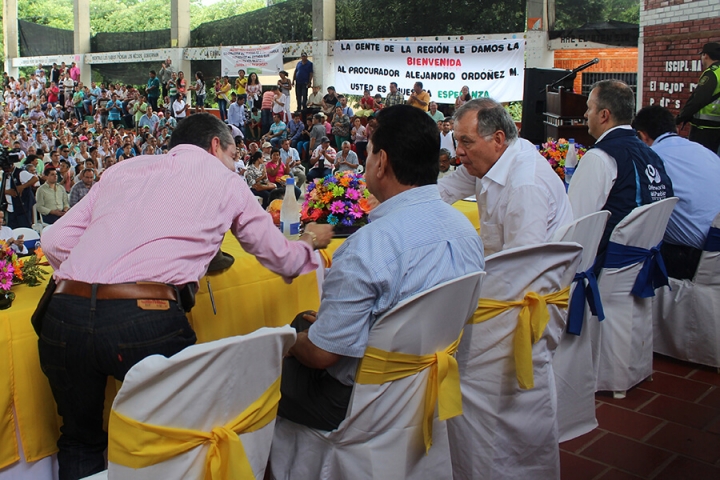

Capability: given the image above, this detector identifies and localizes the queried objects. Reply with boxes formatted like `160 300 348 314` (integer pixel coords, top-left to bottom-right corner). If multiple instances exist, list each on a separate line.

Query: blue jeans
38 294 196 479
270 136 285 149
217 99 228 121
261 109 273 135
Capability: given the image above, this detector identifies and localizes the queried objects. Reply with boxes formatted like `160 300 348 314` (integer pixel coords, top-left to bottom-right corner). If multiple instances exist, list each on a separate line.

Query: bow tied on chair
356 334 464 454
567 268 605 336
473 287 570 390
108 377 281 480
703 226 720 252
604 241 670 298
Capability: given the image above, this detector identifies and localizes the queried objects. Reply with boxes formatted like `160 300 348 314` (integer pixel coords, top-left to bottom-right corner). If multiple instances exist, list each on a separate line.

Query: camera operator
1 149 37 228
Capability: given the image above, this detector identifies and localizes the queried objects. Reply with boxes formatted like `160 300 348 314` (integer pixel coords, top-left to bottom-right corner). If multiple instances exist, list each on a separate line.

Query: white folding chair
84 326 296 480
269 272 485 480
31 205 49 234
551 211 610 442
449 242 582 480
653 211 720 368
595 197 678 396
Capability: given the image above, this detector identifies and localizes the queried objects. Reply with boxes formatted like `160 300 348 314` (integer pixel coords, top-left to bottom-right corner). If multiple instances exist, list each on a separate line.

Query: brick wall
640 0 720 134
554 48 638 93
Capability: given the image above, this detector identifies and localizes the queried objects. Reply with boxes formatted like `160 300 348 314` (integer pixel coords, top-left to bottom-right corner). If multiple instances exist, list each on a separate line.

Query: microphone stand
539 58 600 94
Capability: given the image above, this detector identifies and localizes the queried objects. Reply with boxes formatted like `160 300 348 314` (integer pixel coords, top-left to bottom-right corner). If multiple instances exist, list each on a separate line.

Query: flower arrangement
0 243 48 307
539 138 588 181
301 171 373 228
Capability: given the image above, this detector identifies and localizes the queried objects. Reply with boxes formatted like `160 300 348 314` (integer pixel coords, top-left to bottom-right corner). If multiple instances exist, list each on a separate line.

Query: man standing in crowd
146 70 161 111
427 101 444 123
633 105 720 279
138 105 160 136
2 155 38 228
261 87 276 135
440 118 456 159
568 80 673 269
38 113 333 479
278 104 485 431
438 98 572 255
173 92 189 120
293 52 313 111
407 82 430 111
677 42 720 153
384 82 404 108
159 59 174 100
227 94 247 132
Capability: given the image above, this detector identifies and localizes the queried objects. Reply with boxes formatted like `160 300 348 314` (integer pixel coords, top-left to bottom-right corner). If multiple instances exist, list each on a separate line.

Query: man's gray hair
454 98 518 143
439 148 453 158
342 141 352 148
591 79 635 125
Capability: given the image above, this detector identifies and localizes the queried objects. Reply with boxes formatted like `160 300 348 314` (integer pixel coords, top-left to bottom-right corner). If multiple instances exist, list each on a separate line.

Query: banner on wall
221 43 284 76
333 38 525 103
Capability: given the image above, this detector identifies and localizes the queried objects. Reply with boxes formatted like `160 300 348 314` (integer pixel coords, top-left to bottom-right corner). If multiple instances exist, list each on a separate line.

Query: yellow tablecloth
0 201 479 468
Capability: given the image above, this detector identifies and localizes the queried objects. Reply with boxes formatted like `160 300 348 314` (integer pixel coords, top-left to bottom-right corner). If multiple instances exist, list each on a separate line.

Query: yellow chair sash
108 376 281 480
355 335 463 454
472 287 570 390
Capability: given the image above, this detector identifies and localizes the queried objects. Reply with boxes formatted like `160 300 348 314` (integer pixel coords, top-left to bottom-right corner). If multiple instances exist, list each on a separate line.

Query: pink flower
345 188 361 201
329 200 346 214
349 204 364 219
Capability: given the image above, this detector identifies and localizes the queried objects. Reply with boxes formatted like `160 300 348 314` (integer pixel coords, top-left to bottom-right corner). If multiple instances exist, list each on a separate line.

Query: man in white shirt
227 95 247 130
307 136 336 183
437 148 456 179
173 93 189 119
633 105 720 279
439 119 456 159
437 98 572 255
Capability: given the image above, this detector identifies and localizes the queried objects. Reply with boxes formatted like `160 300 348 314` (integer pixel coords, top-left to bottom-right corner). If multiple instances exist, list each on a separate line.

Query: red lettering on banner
406 57 462 67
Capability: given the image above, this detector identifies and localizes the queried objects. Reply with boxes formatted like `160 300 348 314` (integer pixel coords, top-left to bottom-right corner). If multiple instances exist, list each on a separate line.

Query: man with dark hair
384 82 404 107
293 52 313 111
407 81 430 111
569 80 673 269
69 168 95 207
146 70 161 111
676 42 720 153
633 105 720 279
438 98 572 255
278 104 485 431
39 113 333 479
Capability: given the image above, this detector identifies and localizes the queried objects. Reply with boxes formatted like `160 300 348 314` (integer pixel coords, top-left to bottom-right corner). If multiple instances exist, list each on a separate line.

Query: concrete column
171 0 192 76
312 0 335 91
525 0 554 69
3 0 19 77
74 0 92 86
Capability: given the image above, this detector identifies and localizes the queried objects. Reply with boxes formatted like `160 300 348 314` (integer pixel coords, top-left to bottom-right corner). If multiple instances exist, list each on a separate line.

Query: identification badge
137 299 170 310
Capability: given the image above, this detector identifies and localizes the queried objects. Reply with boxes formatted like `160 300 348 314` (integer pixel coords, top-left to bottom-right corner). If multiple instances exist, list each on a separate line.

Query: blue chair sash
703 226 720 252
567 268 605 336
604 241 669 298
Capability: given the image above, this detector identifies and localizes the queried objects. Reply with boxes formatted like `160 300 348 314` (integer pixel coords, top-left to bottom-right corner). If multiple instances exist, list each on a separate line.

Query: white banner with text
333 38 525 103
221 43 284 76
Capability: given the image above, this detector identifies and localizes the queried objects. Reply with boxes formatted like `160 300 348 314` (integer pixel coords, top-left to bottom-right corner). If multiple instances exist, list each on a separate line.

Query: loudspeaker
521 68 576 145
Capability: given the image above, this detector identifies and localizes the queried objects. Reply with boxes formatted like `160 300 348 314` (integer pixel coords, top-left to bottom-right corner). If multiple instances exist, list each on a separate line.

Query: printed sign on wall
333 38 525 103
221 43 284 76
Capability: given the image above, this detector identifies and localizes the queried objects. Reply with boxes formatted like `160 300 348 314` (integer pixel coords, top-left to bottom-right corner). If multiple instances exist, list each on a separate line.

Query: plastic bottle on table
280 177 300 240
564 138 578 191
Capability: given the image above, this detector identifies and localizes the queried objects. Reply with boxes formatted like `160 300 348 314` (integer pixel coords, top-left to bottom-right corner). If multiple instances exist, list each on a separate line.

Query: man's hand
14 236 24 249
302 222 334 249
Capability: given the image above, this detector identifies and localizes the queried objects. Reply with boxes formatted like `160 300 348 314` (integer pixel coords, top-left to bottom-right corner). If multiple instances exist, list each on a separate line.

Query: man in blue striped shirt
278 104 486 430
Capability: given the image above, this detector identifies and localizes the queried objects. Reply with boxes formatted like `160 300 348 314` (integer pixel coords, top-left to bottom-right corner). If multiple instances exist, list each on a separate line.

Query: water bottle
564 138 578 191
280 177 300 239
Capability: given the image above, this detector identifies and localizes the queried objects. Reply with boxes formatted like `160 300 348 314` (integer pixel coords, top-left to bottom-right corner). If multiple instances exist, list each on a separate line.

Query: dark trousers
42 213 62 225
661 242 703 281
261 109 273 136
689 126 720 155
250 188 272 209
278 313 352 431
38 294 196 480
148 96 159 111
307 167 333 183
295 82 309 110
8 208 31 229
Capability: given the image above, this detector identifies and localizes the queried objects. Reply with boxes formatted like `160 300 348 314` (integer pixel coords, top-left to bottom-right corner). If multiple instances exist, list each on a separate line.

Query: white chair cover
595 197 678 392
269 272 485 480
106 326 296 480
653 211 720 367
449 243 582 480
10 227 40 250
551 211 610 442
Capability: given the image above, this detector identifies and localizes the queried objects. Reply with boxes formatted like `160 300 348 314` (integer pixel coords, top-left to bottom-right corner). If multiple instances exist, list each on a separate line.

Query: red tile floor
560 354 720 480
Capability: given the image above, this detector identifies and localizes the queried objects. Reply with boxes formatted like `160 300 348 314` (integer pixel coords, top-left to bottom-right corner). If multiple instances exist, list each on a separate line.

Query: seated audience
633 105 720 279
307 136 335 183
36 167 70 224
335 141 359 172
